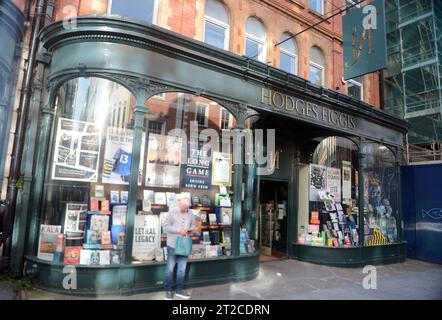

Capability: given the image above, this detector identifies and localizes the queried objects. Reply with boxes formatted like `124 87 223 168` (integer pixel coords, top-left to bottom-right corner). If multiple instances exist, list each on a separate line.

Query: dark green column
24 100 56 259
358 144 366 247
123 103 147 263
395 148 403 243
232 106 246 256
10 60 49 276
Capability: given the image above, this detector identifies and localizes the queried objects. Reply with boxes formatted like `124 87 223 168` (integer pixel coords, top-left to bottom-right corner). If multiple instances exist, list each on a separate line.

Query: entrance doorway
259 179 289 261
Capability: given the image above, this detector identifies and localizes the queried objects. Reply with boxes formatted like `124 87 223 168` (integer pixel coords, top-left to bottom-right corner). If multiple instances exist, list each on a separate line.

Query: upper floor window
347 77 363 100
220 108 232 130
204 0 230 50
196 103 209 127
310 47 325 86
309 0 324 14
280 33 297 74
108 0 158 24
245 17 266 63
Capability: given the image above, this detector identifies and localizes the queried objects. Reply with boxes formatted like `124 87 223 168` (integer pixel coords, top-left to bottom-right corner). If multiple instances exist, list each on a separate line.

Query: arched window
280 33 297 74
245 17 266 63
108 0 159 24
204 0 230 50
309 0 324 14
310 47 325 86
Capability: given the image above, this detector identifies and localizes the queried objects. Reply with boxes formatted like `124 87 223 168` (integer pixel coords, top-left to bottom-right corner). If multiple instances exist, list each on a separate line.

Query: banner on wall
132 215 160 261
342 161 352 201
327 167 342 203
102 127 145 185
309 164 327 201
145 133 183 188
181 143 212 190
52 118 101 182
212 151 232 187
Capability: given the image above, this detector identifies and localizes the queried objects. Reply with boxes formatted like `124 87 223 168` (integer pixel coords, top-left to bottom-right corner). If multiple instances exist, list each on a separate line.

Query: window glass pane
348 82 362 100
220 109 230 129
204 20 226 49
246 17 266 41
41 77 134 265
309 0 324 14
310 65 323 85
362 144 398 245
280 52 295 74
310 47 324 66
110 0 156 23
205 0 229 24
245 38 263 60
280 33 296 53
298 137 360 248
142 93 242 260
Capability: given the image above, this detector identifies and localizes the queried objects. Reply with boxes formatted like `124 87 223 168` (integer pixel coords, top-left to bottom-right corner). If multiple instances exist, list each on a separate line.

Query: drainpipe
2 0 48 271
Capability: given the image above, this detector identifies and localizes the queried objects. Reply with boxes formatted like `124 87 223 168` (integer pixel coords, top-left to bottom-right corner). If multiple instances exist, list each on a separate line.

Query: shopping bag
175 236 192 256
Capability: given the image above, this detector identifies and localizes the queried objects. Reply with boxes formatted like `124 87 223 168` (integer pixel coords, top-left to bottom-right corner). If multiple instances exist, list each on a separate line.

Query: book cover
64 246 82 264
154 192 167 205
95 185 105 198
89 214 110 233
86 230 101 244
155 247 164 262
333 238 339 247
208 213 217 225
90 250 100 265
110 190 120 204
310 211 320 225
120 191 128 204
112 205 127 226
79 249 91 265
90 199 99 212
37 225 62 261
110 250 121 264
101 231 111 245
202 231 210 244
111 225 125 245
99 250 111 265
101 200 110 212
83 243 101 250
143 190 154 202
166 192 177 208
308 224 319 234
219 207 232 225
200 212 208 225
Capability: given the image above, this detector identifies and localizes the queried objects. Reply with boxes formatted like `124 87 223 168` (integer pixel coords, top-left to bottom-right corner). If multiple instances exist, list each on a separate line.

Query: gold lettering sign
260 88 357 130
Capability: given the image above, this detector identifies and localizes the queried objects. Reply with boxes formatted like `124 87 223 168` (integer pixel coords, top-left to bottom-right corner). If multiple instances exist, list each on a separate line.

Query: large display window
297 136 360 248
362 143 398 246
36 78 257 266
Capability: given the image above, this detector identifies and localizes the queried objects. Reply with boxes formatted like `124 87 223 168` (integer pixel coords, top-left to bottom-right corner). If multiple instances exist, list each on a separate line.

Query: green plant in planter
12 279 32 300
16 177 25 191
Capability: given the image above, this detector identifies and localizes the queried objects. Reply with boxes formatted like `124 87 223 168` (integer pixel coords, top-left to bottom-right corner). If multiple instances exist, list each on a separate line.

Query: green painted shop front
11 16 408 295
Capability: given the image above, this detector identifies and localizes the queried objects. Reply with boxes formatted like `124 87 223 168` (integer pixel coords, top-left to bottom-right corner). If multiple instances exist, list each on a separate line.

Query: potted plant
12 278 32 300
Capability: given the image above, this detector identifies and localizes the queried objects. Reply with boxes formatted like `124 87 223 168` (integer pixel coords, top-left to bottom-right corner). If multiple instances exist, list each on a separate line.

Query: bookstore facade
13 16 409 295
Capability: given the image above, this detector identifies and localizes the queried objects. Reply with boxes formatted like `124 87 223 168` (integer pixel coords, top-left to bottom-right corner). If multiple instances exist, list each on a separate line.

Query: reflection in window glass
348 77 363 100
310 64 323 85
298 137 360 248
245 17 266 62
204 21 227 49
280 33 297 74
204 0 229 50
109 0 157 23
38 83 248 266
363 144 398 246
309 0 324 14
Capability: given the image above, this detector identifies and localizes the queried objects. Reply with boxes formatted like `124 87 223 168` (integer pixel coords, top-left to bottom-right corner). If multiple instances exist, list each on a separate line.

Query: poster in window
102 127 145 185
212 151 232 187
342 161 352 201
132 215 160 261
327 167 341 203
145 134 182 188
309 164 327 201
63 203 88 240
52 118 101 182
181 143 212 190
37 225 62 261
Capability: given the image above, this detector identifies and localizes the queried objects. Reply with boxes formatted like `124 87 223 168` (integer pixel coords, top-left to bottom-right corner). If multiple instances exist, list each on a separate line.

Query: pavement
1 258 441 300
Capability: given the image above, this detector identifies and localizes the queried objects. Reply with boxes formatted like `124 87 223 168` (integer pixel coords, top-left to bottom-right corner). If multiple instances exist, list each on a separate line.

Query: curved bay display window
362 143 398 246
37 79 248 267
297 136 360 248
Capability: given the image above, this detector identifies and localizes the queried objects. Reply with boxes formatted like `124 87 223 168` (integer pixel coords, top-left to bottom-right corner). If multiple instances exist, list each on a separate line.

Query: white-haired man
163 194 195 300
